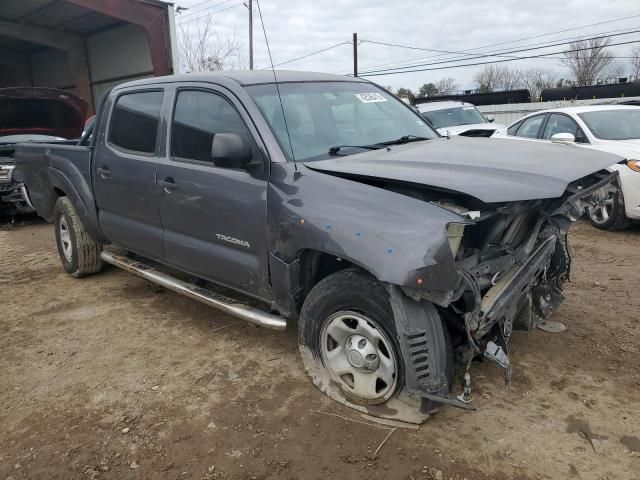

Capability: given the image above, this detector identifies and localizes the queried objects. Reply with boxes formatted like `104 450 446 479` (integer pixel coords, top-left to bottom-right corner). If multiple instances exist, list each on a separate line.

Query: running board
100 250 287 331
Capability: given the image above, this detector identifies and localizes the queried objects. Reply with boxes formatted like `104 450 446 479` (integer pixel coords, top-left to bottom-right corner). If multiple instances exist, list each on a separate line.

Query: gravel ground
1 218 639 480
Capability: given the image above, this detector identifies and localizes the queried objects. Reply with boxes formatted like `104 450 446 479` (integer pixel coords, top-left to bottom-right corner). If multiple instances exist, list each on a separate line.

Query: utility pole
353 32 358 77
249 0 253 69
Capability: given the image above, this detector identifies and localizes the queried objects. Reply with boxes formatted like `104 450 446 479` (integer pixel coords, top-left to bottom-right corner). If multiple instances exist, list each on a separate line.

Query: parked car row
491 105 640 230
416 100 505 137
415 99 640 231
10 71 626 424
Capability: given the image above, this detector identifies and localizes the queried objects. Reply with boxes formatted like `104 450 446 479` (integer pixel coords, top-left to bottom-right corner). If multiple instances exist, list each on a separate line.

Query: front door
157 86 270 300
93 89 165 261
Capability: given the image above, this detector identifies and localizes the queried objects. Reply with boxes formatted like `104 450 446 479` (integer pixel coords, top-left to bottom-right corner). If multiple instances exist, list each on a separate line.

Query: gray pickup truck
15 71 620 424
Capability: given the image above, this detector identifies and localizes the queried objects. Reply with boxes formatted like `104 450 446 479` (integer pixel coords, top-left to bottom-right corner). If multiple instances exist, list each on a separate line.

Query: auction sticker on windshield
354 93 387 103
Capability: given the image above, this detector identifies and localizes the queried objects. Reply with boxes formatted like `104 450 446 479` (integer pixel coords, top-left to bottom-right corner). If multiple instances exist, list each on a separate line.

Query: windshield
245 81 437 161
421 105 486 129
578 109 640 140
0 134 65 144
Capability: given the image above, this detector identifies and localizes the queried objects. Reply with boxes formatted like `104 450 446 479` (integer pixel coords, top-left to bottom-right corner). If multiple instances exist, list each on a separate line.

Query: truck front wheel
53 196 103 277
298 269 428 423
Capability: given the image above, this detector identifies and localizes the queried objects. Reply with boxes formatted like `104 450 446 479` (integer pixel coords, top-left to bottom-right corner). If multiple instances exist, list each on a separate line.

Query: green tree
395 87 415 103
419 83 439 97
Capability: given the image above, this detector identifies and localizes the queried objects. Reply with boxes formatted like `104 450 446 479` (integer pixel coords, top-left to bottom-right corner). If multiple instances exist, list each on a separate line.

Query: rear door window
515 114 545 139
108 91 163 154
507 120 523 136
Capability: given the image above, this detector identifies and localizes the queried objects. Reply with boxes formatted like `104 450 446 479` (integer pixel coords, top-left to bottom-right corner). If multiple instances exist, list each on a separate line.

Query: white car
493 105 640 230
416 101 505 137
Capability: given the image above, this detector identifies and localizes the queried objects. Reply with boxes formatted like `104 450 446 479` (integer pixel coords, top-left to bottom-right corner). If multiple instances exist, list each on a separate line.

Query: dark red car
0 87 87 216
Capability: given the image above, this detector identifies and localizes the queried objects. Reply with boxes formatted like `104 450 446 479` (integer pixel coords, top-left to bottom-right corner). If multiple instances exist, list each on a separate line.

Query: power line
262 41 351 69
178 1 244 26
360 38 640 77
458 13 640 52
360 28 640 73
176 0 236 20
358 29 640 75
341 15 640 74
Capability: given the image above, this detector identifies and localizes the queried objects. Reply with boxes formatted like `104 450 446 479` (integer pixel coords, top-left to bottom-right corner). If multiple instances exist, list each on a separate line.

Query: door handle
96 167 111 179
159 177 178 192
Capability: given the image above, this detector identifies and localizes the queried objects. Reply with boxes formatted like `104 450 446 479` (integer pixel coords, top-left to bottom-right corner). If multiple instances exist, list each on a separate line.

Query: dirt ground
1 218 639 480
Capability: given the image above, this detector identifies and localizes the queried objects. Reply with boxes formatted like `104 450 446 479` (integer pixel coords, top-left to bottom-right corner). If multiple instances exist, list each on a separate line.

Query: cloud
175 0 640 91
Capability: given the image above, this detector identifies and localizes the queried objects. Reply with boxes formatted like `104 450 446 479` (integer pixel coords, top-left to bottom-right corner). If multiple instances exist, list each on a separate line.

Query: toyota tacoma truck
14 71 621 424
0 87 88 217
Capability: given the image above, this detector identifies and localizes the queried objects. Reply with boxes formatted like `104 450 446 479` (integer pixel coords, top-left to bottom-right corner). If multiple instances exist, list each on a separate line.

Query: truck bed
15 143 103 241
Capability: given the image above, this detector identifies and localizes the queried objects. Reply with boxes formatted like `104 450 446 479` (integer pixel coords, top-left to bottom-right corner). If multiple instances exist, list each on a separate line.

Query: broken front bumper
473 235 558 338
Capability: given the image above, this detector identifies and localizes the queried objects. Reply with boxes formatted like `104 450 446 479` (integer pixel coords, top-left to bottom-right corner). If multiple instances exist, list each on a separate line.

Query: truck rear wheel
53 196 103 277
298 269 430 424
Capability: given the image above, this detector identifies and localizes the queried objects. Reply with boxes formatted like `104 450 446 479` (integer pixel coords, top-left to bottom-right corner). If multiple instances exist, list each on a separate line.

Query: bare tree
631 46 640 80
435 77 458 95
178 15 243 73
473 65 502 93
521 67 558 101
562 37 619 86
473 65 524 92
494 66 523 91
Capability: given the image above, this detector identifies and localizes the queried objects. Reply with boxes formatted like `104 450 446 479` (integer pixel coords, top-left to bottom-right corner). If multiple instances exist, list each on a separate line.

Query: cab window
170 90 250 163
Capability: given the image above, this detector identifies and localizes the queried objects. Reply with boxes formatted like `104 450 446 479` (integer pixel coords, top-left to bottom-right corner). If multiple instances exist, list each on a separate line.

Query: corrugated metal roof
0 0 144 35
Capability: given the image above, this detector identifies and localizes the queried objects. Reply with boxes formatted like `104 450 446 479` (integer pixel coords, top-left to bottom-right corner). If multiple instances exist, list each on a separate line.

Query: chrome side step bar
100 250 287 331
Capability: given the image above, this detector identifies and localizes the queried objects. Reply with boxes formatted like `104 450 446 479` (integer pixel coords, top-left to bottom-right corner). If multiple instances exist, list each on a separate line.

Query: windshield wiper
328 144 382 156
328 135 430 156
379 134 431 146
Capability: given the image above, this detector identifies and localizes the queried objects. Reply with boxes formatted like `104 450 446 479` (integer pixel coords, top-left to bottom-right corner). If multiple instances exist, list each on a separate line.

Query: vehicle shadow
0 213 46 230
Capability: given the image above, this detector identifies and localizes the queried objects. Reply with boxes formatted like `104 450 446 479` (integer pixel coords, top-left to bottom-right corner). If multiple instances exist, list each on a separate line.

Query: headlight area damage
388 170 618 414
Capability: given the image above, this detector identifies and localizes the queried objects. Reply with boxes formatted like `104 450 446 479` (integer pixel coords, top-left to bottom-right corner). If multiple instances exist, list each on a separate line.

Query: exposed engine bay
380 168 618 404
0 146 34 217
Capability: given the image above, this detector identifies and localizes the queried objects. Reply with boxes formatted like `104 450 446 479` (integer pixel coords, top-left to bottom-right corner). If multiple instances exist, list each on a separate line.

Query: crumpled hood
0 87 88 140
304 136 623 203
436 122 504 136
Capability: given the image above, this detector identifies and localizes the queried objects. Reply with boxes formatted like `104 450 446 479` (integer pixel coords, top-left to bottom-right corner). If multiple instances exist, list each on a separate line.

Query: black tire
587 187 631 231
53 196 103 277
298 269 451 423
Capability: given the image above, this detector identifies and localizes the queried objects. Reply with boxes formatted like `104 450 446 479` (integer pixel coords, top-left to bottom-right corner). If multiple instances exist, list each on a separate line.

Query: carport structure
0 0 178 113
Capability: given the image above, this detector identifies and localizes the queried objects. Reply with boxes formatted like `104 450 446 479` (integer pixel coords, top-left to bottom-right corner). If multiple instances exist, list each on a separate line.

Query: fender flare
47 168 108 243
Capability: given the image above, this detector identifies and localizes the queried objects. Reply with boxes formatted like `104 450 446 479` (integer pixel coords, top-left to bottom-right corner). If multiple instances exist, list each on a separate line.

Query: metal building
0 0 178 113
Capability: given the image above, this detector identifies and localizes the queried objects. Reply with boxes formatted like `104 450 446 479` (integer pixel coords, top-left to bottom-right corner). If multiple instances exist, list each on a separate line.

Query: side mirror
550 132 575 144
211 133 252 168
485 114 495 123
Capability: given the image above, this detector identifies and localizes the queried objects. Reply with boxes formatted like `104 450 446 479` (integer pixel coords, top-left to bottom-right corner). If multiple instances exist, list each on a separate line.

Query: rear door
93 89 165 261
157 84 271 300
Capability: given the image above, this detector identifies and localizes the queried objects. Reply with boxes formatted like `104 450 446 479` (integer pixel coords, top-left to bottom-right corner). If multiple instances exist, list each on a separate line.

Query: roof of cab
113 70 366 90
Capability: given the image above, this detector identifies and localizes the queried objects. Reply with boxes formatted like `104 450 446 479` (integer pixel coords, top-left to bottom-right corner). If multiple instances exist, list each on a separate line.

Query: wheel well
53 187 65 197
297 250 355 311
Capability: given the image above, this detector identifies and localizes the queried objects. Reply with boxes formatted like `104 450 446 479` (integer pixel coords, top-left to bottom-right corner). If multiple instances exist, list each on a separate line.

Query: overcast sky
173 0 640 92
